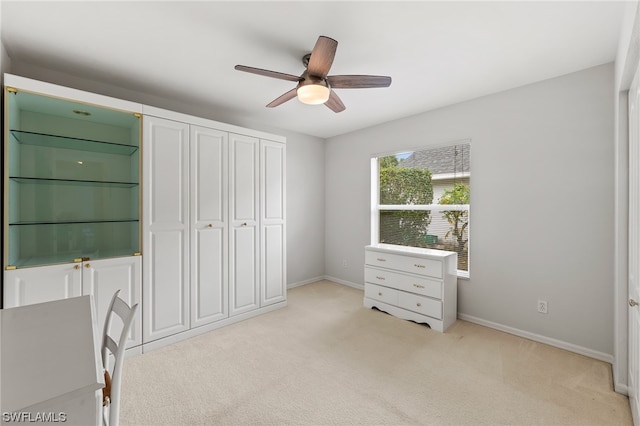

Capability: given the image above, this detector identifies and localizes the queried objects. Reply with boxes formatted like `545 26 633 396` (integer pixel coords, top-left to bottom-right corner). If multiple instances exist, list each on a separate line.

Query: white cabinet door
143 116 190 342
261 140 286 306
82 256 142 348
3 263 82 308
190 125 228 327
229 133 260 316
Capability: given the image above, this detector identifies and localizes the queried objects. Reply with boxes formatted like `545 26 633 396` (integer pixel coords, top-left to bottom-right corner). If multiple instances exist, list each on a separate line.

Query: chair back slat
101 290 138 426
112 297 132 322
105 335 118 357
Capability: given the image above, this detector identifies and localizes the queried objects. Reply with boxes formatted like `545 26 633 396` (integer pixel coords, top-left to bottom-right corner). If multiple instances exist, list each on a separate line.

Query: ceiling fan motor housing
297 71 329 90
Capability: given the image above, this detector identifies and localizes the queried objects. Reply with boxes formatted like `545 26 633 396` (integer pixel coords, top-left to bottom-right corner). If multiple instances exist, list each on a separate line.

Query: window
371 142 470 277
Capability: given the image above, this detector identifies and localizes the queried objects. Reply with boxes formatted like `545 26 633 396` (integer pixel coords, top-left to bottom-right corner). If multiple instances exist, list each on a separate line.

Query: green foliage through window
378 157 433 247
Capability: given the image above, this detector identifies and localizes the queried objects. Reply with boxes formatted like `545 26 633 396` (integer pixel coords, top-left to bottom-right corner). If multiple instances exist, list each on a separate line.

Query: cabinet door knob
630 299 639 307
85 263 91 268
241 222 248 226
207 224 213 228
74 265 80 270
416 302 422 307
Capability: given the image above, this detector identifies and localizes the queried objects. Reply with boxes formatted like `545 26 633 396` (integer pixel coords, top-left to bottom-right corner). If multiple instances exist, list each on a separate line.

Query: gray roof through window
399 144 470 174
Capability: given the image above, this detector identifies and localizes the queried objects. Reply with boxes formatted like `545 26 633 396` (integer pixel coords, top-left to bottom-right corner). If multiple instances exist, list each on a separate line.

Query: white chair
101 290 138 426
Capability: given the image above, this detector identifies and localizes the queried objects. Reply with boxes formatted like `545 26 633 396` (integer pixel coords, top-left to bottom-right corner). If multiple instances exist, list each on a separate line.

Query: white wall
325 63 615 358
5 61 326 288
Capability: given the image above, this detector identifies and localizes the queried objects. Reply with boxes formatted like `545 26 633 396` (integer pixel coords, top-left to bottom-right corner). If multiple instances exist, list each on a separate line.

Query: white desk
1 295 104 425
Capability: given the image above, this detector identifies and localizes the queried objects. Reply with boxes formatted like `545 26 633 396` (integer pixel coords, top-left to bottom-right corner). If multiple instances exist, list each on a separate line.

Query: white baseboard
142 301 287 353
458 313 614 364
288 276 326 289
615 383 630 396
323 275 364 290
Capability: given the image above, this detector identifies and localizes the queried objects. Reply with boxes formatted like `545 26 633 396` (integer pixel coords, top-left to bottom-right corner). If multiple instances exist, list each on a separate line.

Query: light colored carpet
120 280 632 425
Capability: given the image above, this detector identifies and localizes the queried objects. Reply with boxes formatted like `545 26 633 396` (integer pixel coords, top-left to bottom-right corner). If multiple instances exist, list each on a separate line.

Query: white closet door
229 133 259 316
190 125 228 327
261 140 286 306
3 263 82 308
82 256 142 348
143 116 190 342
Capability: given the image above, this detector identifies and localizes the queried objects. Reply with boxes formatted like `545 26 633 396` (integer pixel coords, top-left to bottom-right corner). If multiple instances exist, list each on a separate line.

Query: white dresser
363 244 458 332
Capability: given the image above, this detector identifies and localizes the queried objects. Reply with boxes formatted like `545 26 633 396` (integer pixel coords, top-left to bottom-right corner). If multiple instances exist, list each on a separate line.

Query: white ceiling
1 1 629 138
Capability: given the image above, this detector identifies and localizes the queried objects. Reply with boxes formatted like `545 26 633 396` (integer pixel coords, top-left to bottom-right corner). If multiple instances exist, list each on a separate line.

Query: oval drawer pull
376 258 387 262
414 264 426 268
413 283 425 288
376 276 385 280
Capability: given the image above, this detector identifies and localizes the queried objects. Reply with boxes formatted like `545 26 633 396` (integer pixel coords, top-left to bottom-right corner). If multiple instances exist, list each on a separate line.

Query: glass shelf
7 221 140 268
10 130 138 156
9 177 139 187
8 250 141 269
9 219 138 226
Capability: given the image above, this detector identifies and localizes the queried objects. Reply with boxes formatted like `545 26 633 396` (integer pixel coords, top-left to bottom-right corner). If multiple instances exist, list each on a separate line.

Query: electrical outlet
342 260 349 268
537 300 548 314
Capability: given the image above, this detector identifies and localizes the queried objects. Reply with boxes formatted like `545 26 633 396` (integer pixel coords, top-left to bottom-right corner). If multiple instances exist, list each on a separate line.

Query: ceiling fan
234 36 392 113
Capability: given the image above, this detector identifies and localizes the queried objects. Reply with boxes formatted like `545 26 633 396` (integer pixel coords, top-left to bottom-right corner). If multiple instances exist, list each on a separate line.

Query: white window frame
370 141 470 279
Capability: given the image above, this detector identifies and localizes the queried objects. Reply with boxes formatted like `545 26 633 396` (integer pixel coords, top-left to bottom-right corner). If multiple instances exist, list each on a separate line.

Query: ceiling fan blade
327 75 392 89
325 90 345 113
234 65 301 82
266 88 298 108
307 36 338 78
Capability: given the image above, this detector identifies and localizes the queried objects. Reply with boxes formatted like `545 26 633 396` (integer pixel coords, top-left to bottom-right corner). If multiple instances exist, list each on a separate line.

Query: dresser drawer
365 250 442 279
398 292 442 320
364 283 398 305
365 267 442 300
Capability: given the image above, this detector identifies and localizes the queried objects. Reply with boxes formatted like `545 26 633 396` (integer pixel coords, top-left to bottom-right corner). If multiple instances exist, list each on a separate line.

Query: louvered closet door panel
229 133 259 316
261 140 286 306
190 125 228 327
143 116 190 342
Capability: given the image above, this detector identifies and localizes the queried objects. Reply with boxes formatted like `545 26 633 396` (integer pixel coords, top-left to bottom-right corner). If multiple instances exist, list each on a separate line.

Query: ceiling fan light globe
297 84 330 105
